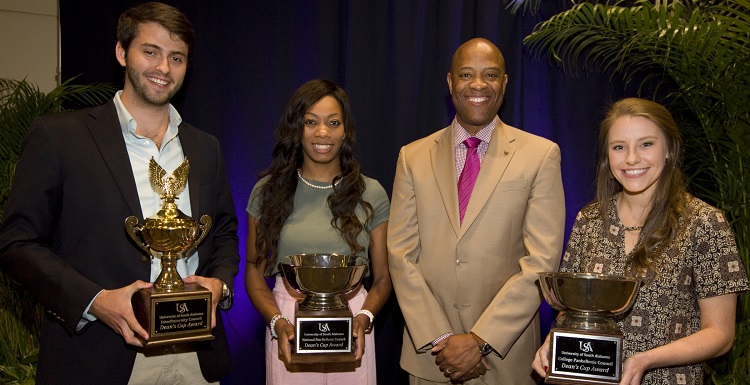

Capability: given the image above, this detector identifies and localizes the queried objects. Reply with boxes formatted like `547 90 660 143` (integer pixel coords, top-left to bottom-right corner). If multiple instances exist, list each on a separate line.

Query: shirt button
453 303 459 309
455 259 464 266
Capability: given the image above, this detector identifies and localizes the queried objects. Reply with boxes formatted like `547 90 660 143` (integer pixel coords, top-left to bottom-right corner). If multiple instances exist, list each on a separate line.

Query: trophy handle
125 216 153 257
181 215 212 258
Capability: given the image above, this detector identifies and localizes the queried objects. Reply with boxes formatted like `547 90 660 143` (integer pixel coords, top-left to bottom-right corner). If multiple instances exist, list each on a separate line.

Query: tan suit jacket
388 118 565 384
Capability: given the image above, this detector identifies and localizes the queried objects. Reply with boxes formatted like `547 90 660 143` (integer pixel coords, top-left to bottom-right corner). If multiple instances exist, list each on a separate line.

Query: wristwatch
220 281 230 301
217 279 230 301
471 332 493 356
478 341 493 356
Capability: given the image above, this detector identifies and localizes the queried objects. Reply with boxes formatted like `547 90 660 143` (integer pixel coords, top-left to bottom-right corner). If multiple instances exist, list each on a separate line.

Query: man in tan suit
388 38 565 384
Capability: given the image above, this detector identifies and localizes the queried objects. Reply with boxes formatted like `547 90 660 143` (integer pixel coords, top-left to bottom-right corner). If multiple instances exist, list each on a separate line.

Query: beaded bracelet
354 309 374 333
269 314 291 340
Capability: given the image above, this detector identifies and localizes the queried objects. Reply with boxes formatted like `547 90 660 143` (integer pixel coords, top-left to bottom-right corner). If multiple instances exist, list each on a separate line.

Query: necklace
297 169 340 189
622 225 643 231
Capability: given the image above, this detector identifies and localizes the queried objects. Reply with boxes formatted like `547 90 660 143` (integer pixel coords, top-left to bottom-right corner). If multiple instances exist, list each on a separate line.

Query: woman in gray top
245 79 391 384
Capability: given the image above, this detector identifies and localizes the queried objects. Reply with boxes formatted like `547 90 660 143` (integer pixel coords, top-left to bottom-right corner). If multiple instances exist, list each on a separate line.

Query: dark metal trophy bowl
539 272 640 384
280 253 369 364
125 158 213 347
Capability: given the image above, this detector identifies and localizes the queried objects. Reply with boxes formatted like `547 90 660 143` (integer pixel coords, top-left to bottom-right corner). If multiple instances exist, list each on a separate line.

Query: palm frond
504 0 542 15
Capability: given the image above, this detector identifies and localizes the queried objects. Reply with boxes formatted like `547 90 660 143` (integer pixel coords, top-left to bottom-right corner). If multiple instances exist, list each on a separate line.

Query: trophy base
291 306 356 364
545 328 623 385
132 282 215 347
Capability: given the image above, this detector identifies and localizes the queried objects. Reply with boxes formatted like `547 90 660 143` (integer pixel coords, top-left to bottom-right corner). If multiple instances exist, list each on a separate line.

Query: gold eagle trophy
125 157 213 346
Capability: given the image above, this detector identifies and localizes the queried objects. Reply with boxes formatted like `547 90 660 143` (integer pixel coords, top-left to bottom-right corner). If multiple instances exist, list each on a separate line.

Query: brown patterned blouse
560 195 749 385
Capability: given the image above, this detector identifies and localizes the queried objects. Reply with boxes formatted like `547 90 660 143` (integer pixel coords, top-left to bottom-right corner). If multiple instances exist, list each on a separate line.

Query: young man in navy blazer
0 3 239 384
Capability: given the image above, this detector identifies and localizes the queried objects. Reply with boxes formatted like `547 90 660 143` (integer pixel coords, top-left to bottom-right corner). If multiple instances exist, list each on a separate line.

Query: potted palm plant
520 0 750 382
0 78 115 384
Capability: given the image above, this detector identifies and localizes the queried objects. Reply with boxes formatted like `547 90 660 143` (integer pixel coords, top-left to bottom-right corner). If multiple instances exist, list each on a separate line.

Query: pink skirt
266 276 377 385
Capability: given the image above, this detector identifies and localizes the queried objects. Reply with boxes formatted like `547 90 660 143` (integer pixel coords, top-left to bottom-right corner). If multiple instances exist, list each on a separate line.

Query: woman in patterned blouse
531 98 749 385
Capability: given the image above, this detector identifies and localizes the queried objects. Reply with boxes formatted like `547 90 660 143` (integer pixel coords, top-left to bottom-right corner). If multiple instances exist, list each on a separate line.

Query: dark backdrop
60 1 630 384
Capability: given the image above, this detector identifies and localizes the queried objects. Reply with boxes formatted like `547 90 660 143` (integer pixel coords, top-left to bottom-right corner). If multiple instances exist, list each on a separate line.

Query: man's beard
125 65 181 107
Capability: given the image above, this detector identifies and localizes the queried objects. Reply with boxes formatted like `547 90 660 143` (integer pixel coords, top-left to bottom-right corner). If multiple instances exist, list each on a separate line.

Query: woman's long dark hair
253 79 373 265
595 98 689 277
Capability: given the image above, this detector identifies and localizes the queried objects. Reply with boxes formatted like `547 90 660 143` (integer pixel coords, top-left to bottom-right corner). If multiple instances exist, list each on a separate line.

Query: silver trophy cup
539 272 640 384
280 253 369 363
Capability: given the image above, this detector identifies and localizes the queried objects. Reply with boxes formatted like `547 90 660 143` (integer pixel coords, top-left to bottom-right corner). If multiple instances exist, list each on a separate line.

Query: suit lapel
86 101 143 219
459 121 516 237
431 126 461 237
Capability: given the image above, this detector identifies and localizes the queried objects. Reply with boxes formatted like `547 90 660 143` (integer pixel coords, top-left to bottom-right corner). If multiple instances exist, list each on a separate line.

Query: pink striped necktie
458 137 481 224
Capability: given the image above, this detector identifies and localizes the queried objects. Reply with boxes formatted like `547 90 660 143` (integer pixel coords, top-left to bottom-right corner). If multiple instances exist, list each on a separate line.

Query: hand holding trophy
125 157 213 347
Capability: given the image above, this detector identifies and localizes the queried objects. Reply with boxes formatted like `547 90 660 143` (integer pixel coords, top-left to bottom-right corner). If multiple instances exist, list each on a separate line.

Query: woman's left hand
352 313 370 360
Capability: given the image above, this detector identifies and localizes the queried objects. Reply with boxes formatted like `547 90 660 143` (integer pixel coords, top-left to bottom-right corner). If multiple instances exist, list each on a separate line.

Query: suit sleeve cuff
78 289 104 331
418 332 453 352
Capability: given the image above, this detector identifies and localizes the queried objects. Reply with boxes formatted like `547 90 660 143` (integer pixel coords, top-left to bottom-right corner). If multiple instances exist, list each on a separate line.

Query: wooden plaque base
545 328 623 384
291 306 355 364
132 282 214 347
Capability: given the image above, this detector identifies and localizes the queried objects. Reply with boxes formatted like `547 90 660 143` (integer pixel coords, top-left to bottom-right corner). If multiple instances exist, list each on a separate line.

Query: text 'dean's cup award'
280 253 369 364
125 157 213 347
539 272 640 384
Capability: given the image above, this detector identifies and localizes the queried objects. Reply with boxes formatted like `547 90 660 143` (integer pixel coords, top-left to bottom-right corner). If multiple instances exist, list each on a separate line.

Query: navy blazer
0 100 239 384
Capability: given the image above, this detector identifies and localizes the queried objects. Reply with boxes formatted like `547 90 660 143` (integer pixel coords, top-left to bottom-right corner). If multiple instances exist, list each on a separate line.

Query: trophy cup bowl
126 211 211 292
281 253 369 311
139 217 200 253
279 253 369 363
539 272 640 331
539 272 640 384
